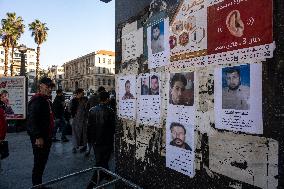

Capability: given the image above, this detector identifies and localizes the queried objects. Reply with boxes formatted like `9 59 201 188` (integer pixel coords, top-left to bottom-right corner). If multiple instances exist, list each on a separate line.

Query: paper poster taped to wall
166 119 195 177
118 75 136 119
208 0 273 54
169 0 274 68
137 73 161 126
147 18 170 68
166 72 196 177
0 76 26 119
214 63 263 134
122 27 144 62
170 0 207 61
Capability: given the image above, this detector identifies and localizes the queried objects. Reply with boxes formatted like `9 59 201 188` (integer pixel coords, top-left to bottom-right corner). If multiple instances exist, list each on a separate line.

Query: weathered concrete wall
115 0 284 188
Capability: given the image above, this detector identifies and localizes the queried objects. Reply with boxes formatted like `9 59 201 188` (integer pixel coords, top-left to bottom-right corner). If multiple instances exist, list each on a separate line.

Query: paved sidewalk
0 132 114 189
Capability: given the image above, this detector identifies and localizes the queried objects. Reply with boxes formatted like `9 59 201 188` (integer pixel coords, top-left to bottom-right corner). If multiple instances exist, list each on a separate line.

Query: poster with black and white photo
137 73 161 126
118 75 136 120
214 63 263 134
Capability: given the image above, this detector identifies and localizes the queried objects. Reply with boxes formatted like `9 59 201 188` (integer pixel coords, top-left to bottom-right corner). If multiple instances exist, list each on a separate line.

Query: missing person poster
168 72 195 125
147 18 170 68
214 63 263 134
166 118 195 177
0 76 26 119
166 71 196 177
137 73 161 126
118 75 136 120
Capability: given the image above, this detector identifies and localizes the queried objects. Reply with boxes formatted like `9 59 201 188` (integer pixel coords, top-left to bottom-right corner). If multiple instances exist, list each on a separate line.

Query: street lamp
18 44 27 76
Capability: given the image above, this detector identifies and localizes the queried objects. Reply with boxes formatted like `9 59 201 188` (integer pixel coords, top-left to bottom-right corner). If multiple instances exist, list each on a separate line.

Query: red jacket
0 107 7 140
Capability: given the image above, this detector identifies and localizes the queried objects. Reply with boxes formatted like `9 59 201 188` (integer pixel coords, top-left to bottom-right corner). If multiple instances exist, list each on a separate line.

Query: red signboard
207 0 273 54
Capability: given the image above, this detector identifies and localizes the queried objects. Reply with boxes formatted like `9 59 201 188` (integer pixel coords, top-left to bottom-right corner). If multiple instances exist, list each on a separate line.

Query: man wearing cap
27 77 55 186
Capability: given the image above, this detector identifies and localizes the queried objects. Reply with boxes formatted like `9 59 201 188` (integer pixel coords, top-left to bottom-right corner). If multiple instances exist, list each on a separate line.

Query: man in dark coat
86 91 115 188
52 89 69 142
27 77 55 186
85 86 106 156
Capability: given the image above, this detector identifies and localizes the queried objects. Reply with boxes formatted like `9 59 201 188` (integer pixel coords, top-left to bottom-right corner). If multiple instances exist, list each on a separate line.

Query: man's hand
35 138 44 148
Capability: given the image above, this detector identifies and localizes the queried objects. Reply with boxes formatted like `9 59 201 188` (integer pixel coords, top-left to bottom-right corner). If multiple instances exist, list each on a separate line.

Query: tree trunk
4 46 9 76
36 45 40 87
11 46 14 76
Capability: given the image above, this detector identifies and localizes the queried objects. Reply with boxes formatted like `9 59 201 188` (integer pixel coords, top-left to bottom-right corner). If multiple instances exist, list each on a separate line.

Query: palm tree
7 13 25 76
0 13 16 76
29 19 48 84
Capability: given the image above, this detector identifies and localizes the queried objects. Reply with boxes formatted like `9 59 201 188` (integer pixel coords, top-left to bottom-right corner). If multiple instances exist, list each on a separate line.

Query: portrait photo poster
147 18 170 69
137 73 161 126
118 75 137 120
214 63 263 134
167 72 196 126
166 116 195 177
0 76 26 119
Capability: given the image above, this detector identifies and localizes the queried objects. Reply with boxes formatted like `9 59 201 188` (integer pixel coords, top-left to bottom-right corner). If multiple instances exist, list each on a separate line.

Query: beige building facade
63 50 115 92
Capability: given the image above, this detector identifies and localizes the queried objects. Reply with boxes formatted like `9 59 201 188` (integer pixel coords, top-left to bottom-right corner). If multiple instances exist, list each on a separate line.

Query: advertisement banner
208 0 273 54
0 76 26 119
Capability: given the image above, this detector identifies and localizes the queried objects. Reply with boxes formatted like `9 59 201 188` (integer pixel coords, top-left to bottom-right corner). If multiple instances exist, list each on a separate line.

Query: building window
108 59 111 64
1 51 4 55
103 58 105 63
103 68 105 74
98 57 100 63
108 79 111 86
98 67 100 74
102 79 105 85
98 78 101 85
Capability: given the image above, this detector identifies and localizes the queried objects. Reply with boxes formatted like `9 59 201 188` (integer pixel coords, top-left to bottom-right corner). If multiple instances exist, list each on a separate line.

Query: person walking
85 86 106 156
52 89 69 142
86 91 115 188
0 93 8 172
70 88 88 153
27 77 55 187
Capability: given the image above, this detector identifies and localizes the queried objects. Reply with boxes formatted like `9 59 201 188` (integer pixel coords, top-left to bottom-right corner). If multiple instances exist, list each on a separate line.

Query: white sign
147 18 170 68
0 76 26 119
137 73 161 126
214 63 263 134
166 72 196 177
118 75 136 120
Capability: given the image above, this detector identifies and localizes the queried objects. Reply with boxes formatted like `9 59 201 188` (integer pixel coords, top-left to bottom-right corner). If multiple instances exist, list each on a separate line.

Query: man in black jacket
86 91 115 188
52 89 69 142
27 77 55 186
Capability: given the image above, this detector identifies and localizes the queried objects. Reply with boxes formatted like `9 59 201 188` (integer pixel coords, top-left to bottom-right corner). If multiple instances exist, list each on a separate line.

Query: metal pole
20 52 25 76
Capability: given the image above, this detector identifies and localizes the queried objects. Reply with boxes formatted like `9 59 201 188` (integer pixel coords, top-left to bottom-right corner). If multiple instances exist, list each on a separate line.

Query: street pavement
0 132 115 189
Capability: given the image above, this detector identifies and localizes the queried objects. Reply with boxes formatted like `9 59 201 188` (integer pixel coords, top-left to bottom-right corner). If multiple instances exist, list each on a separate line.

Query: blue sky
0 0 115 68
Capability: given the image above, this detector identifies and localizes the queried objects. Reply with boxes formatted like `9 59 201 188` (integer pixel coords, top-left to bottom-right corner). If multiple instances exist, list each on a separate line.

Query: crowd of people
0 77 116 188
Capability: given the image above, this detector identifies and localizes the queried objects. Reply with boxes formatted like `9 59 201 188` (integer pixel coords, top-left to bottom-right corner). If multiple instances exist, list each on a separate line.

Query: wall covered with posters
115 0 284 188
